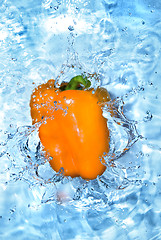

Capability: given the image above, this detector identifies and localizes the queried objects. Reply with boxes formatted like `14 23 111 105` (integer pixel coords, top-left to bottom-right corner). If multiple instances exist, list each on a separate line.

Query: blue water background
0 0 161 239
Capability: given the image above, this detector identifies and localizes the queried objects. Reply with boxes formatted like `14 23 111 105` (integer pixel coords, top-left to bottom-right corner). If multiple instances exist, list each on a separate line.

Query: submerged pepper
30 75 110 180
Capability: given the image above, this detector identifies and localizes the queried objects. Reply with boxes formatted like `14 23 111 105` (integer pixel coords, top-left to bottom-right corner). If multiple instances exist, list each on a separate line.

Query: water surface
0 0 161 239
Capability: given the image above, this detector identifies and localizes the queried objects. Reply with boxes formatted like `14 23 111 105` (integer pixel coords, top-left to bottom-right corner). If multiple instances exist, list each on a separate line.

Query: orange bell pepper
30 75 110 180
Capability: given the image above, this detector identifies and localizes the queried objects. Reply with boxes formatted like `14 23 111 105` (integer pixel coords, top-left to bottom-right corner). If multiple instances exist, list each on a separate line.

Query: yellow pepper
30 75 110 180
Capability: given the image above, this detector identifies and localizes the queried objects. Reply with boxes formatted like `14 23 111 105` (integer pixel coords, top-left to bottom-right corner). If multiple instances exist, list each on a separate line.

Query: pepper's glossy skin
30 79 110 180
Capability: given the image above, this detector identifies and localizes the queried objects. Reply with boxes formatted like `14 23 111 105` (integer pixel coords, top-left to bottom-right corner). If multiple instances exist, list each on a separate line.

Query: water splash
1 67 140 210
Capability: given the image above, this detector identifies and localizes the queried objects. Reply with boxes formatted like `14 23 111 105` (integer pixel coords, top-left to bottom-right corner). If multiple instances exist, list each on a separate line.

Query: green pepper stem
65 75 91 90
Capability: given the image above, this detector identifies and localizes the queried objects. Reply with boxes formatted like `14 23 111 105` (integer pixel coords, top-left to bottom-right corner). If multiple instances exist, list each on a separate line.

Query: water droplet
68 25 74 31
54 101 57 107
143 111 153 122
